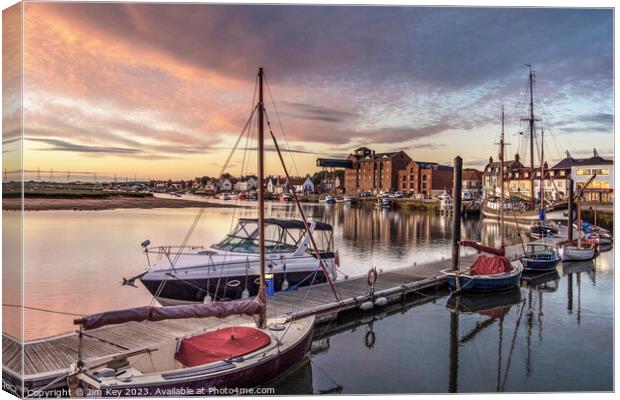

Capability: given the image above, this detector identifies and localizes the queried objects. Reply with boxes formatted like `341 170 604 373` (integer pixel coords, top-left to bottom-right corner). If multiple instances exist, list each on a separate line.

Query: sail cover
175 326 271 367
469 255 513 275
459 240 505 256
75 293 266 330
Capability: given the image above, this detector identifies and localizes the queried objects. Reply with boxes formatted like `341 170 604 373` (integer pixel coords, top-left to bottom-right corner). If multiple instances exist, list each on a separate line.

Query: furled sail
75 291 266 330
458 240 505 256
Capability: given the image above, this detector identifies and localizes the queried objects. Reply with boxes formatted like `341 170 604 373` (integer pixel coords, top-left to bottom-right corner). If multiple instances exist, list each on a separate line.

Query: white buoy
359 301 374 311
241 288 249 299
203 294 213 303
374 297 388 307
281 279 289 291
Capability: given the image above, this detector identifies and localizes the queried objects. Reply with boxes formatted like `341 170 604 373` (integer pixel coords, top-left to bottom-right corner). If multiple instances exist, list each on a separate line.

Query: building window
594 169 609 175
588 181 611 189
576 169 592 176
560 170 566 177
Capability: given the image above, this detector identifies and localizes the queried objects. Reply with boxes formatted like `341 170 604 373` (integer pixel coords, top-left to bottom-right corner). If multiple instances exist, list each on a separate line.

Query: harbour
2 201 613 394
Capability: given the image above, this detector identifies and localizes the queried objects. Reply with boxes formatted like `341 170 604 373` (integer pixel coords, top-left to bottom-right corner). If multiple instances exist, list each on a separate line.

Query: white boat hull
562 246 596 261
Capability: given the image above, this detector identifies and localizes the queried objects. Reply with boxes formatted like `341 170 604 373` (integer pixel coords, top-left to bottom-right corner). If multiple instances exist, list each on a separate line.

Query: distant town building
462 169 483 199
234 177 257 191
220 178 232 192
344 147 412 195
397 161 455 198
553 149 613 204
482 154 524 198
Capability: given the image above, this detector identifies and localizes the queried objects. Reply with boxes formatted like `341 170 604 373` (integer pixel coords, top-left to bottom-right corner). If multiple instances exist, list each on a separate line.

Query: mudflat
2 196 237 211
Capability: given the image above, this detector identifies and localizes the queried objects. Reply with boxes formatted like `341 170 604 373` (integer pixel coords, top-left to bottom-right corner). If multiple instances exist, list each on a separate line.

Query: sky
4 3 614 180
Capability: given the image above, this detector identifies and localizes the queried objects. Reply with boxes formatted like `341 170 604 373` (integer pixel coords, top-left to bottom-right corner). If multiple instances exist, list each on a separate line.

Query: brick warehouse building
397 161 454 198
343 147 412 194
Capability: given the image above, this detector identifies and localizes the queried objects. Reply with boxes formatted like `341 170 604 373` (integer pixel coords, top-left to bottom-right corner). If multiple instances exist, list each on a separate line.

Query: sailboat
482 67 567 224
68 68 319 396
520 125 561 271
562 174 599 261
528 128 559 239
442 107 523 292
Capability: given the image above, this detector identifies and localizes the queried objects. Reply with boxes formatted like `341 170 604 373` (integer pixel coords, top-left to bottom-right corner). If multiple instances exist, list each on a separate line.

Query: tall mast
527 65 535 209
500 106 505 247
257 67 266 327
540 128 545 216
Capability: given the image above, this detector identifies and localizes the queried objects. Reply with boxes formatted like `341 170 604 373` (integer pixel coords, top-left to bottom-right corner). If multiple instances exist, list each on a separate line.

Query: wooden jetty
1 240 536 393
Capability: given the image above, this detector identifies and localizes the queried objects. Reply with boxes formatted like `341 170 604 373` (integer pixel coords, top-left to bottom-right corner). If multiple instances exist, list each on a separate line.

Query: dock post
451 156 463 271
567 178 574 241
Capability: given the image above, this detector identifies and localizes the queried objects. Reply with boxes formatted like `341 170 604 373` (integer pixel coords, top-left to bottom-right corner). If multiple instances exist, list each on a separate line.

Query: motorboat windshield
212 218 333 254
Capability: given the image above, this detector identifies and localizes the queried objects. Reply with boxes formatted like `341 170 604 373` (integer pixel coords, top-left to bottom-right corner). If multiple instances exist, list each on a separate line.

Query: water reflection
446 288 523 393
297 250 612 393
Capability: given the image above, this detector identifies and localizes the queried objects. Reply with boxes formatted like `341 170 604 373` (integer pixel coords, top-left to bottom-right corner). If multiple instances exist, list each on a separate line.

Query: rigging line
264 108 340 300
263 73 301 177
2 304 84 317
218 104 259 178
150 99 260 305
219 101 257 295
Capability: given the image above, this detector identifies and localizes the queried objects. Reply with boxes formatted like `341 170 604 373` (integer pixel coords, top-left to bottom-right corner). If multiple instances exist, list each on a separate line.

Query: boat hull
75 318 315 397
141 270 329 304
562 246 597 262
442 264 523 293
520 257 560 272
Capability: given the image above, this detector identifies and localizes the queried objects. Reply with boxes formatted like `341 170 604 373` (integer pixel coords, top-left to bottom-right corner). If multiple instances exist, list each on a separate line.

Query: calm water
274 251 614 393
2 202 613 392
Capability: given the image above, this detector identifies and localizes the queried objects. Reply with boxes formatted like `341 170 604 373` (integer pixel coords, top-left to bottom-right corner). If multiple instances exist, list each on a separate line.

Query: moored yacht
139 218 338 305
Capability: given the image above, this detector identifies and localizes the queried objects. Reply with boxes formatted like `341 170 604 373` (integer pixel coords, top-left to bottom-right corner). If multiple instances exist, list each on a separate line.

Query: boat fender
203 294 213 303
281 279 289 291
374 297 388 307
241 289 250 299
367 267 378 286
359 301 374 311
364 330 376 349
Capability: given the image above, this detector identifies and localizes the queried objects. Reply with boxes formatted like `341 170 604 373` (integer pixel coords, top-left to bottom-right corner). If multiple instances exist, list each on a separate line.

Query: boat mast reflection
446 288 523 392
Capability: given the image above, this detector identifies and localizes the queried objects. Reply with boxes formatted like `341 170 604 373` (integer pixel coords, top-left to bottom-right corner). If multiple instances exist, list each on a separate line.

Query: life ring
367 267 378 286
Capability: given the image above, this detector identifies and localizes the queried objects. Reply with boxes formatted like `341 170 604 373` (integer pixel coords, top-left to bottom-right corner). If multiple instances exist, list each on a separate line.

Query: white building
302 177 315 193
220 178 232 192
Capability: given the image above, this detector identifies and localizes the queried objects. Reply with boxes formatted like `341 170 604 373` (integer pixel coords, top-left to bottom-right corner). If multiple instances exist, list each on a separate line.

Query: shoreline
2 196 240 211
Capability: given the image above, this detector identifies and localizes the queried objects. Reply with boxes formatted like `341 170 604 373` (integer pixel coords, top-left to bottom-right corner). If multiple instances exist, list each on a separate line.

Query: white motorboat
138 218 338 305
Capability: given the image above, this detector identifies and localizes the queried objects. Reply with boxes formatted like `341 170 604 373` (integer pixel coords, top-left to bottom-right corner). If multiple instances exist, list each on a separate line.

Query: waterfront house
220 178 232 192
482 154 524 198
234 177 257 191
397 161 453 198
462 169 483 199
343 147 412 195
552 149 613 204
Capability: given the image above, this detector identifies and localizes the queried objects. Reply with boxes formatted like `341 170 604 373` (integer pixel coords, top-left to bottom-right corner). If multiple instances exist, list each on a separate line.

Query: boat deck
1 240 549 392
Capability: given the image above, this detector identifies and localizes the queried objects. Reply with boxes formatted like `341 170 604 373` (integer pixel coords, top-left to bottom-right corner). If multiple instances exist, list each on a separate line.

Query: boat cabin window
213 220 322 254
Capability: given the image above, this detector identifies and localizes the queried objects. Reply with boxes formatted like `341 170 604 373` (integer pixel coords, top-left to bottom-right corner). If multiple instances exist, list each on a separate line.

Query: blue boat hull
444 267 523 293
520 257 560 271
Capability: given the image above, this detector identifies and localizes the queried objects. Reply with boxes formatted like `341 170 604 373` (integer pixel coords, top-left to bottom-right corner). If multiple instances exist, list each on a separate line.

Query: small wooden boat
562 238 599 261
561 173 599 262
441 241 523 292
529 221 558 239
520 242 560 272
323 195 335 205
376 197 392 209
69 305 314 397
